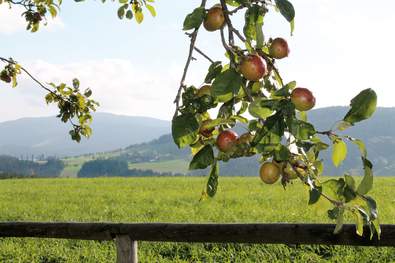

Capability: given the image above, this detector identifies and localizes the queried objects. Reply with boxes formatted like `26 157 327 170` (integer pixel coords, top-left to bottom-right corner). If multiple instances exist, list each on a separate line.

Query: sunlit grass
0 176 393 262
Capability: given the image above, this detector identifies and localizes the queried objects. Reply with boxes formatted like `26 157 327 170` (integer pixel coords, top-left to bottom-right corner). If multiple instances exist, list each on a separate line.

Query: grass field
0 176 394 262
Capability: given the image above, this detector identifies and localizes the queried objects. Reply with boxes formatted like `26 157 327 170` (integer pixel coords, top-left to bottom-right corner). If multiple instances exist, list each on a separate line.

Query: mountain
113 107 395 176
2 107 395 176
0 113 170 157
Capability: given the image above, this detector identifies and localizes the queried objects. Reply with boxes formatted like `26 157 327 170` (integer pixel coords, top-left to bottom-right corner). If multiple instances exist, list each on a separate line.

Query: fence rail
0 222 394 263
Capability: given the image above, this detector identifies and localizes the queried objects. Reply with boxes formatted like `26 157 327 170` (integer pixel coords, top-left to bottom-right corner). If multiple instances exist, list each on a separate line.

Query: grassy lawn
0 176 393 262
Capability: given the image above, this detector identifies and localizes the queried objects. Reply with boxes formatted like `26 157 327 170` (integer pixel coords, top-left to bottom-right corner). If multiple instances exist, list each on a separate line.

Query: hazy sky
0 0 394 122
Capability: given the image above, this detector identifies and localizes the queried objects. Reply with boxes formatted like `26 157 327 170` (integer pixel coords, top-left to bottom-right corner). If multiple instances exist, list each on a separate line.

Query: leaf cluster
173 0 380 238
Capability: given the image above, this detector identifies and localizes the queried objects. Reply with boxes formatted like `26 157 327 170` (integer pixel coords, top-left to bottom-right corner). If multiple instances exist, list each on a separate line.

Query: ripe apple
196 85 212 97
216 130 238 152
239 55 267 81
203 5 225 32
0 71 11 83
269 38 290 59
259 162 280 184
199 119 215 137
291 87 316 111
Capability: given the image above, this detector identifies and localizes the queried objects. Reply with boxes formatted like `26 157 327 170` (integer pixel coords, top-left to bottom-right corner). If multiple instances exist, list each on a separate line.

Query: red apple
199 119 215 137
216 130 238 152
203 5 225 32
239 55 267 81
0 71 11 83
291 87 316 111
269 38 290 59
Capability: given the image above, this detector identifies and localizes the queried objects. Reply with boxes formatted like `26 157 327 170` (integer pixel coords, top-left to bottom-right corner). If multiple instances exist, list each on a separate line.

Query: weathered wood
0 222 393 247
116 235 138 263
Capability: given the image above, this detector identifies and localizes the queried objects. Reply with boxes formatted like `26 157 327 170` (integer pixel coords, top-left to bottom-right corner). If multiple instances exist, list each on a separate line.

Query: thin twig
227 5 245 15
256 50 284 87
0 57 56 96
231 27 247 43
173 0 208 119
220 0 234 46
288 160 343 207
241 82 253 102
193 47 214 64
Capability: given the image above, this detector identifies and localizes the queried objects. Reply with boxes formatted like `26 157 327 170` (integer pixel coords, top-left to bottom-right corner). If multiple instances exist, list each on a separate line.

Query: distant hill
110 107 395 176
0 113 170 157
2 107 395 176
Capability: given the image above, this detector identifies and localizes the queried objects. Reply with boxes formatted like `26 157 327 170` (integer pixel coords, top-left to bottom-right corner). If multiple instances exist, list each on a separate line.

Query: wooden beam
0 222 393 247
116 235 138 263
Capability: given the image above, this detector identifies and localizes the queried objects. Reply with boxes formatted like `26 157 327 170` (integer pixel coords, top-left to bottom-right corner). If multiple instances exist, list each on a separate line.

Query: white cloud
0 4 64 34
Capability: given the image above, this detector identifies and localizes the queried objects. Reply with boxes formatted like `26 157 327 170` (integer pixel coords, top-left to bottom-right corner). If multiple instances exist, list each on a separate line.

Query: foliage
172 0 380 237
0 177 394 262
0 155 64 177
0 0 157 141
77 158 182 177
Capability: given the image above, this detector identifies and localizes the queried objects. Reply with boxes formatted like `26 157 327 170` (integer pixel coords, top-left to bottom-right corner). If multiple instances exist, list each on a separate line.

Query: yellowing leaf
145 4 156 17
332 139 347 167
135 11 144 24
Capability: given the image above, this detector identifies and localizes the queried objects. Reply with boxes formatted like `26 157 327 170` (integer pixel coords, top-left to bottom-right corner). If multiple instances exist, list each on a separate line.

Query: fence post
115 235 138 263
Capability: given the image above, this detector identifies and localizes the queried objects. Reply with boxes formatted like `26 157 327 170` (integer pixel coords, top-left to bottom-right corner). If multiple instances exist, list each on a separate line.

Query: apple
283 163 298 180
239 55 267 81
199 119 215 137
0 71 11 83
196 85 212 97
291 87 316 111
269 38 290 59
203 5 225 32
259 162 280 184
216 130 238 152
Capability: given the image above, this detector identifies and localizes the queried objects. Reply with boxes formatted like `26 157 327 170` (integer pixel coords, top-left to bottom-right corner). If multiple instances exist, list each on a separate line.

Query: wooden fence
0 222 394 263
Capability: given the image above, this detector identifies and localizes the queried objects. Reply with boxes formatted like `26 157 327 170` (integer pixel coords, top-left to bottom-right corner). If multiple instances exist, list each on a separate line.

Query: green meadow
0 176 394 262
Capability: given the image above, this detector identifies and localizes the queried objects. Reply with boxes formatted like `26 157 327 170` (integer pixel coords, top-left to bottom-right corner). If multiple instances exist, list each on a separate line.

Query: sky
0 0 394 122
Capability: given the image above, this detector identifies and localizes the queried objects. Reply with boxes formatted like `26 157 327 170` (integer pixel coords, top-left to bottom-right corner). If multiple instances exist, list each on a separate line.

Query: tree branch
173 0 208 119
0 57 63 101
193 47 214 64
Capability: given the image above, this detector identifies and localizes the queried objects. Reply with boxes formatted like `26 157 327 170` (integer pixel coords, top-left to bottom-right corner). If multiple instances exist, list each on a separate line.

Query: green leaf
275 0 295 22
117 6 125 19
357 157 373 195
350 138 367 158
353 210 365 236
172 114 199 148
332 139 347 167
206 161 219 197
205 61 222 84
189 145 214 170
343 88 377 125
243 5 265 47
308 187 322 205
344 174 356 191
322 179 345 201
183 7 205 31
145 4 156 17
248 98 274 119
335 120 353 131
274 144 290 161
211 69 243 102
288 118 315 140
